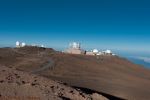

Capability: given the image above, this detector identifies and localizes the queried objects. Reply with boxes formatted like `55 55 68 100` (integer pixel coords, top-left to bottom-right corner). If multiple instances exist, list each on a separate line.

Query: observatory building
66 42 85 54
102 50 113 55
21 42 26 47
16 41 26 48
65 42 116 56
86 49 99 55
86 49 115 56
16 41 20 48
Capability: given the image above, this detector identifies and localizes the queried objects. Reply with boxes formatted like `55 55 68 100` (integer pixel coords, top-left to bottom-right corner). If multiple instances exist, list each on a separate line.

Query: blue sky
0 0 150 53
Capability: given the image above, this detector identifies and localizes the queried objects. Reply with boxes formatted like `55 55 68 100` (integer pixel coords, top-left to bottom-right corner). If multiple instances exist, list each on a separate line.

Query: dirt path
31 59 54 74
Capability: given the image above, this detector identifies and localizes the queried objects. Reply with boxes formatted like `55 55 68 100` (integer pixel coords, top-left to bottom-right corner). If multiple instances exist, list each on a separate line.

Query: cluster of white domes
105 50 112 54
16 41 45 48
86 49 115 56
16 41 26 48
65 42 117 56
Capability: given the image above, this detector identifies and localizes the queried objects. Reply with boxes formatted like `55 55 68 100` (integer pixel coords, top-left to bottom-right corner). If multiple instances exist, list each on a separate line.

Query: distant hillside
0 46 150 100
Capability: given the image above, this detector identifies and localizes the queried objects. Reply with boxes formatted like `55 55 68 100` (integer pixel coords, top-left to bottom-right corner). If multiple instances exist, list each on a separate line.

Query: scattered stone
0 80 4 83
22 81 26 84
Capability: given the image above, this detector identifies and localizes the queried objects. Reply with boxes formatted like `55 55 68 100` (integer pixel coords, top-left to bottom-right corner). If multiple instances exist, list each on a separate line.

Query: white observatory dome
21 42 26 47
69 42 80 49
93 49 99 53
72 42 77 48
16 41 20 46
105 50 112 54
41 45 44 47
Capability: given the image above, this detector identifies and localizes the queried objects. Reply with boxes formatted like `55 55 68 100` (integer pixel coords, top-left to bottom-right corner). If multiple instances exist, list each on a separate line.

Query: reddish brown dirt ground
0 65 108 100
0 46 150 100
42 53 150 100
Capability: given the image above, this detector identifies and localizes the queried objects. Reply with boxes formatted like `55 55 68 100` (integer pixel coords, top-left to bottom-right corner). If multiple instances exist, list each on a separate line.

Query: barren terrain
0 46 150 100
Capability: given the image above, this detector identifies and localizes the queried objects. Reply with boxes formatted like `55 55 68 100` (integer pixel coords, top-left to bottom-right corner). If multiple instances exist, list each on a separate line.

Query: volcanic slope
42 53 150 100
0 47 109 100
1 46 150 100
0 65 108 100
